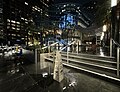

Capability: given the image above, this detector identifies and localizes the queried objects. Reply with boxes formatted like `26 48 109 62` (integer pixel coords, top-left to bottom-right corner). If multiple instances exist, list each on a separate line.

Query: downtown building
0 0 53 46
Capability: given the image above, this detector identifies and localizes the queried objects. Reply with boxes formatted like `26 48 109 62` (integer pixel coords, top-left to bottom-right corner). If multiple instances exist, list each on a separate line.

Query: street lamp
100 24 106 41
111 0 117 7
110 0 117 56
103 24 107 32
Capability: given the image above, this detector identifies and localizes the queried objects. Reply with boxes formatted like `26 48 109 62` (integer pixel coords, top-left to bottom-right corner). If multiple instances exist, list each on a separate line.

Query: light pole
110 0 117 57
111 0 117 7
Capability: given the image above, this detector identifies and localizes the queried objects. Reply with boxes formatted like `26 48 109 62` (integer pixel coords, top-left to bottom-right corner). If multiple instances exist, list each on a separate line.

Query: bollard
35 49 38 74
53 51 64 82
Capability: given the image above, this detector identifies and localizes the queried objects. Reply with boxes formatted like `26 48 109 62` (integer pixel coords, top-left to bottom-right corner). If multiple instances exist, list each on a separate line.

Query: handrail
41 42 58 50
117 47 120 77
59 40 75 63
111 38 120 77
112 38 120 47
59 41 75 52
35 41 59 68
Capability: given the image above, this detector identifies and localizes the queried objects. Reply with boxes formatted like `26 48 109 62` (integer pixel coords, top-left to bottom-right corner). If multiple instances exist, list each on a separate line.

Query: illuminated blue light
59 14 75 29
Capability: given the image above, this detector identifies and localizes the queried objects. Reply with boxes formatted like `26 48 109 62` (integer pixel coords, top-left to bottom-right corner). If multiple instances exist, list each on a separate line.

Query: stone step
48 56 118 77
44 57 120 83
60 54 117 68
61 52 115 62
61 57 117 69
50 53 116 69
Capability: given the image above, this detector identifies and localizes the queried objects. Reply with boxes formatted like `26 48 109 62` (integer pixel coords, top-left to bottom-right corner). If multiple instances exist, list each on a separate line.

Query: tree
95 0 111 27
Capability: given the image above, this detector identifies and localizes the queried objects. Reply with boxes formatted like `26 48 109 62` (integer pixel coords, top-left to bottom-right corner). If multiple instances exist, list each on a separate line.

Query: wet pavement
0 49 120 92
0 66 35 92
23 60 120 92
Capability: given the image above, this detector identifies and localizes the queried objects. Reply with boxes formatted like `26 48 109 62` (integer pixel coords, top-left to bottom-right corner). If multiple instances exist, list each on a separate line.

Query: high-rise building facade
0 0 53 45
0 0 4 44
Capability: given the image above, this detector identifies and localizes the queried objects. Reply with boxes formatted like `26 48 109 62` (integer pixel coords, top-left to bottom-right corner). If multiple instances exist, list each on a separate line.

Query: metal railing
111 38 120 77
34 41 59 74
59 41 75 63
47 41 75 64
41 42 59 53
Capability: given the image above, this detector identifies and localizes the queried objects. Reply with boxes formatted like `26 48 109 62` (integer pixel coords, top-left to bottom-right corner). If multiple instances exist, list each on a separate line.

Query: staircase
44 51 120 82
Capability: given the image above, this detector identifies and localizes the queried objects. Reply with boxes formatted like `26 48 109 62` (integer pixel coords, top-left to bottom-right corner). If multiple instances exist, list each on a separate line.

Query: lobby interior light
103 25 107 32
111 0 117 7
25 2 28 5
38 32 40 34
78 22 86 28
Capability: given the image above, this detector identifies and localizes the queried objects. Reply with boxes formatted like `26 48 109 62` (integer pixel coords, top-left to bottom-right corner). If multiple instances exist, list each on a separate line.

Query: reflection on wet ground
23 61 120 92
0 50 120 92
0 62 120 92
0 66 34 92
